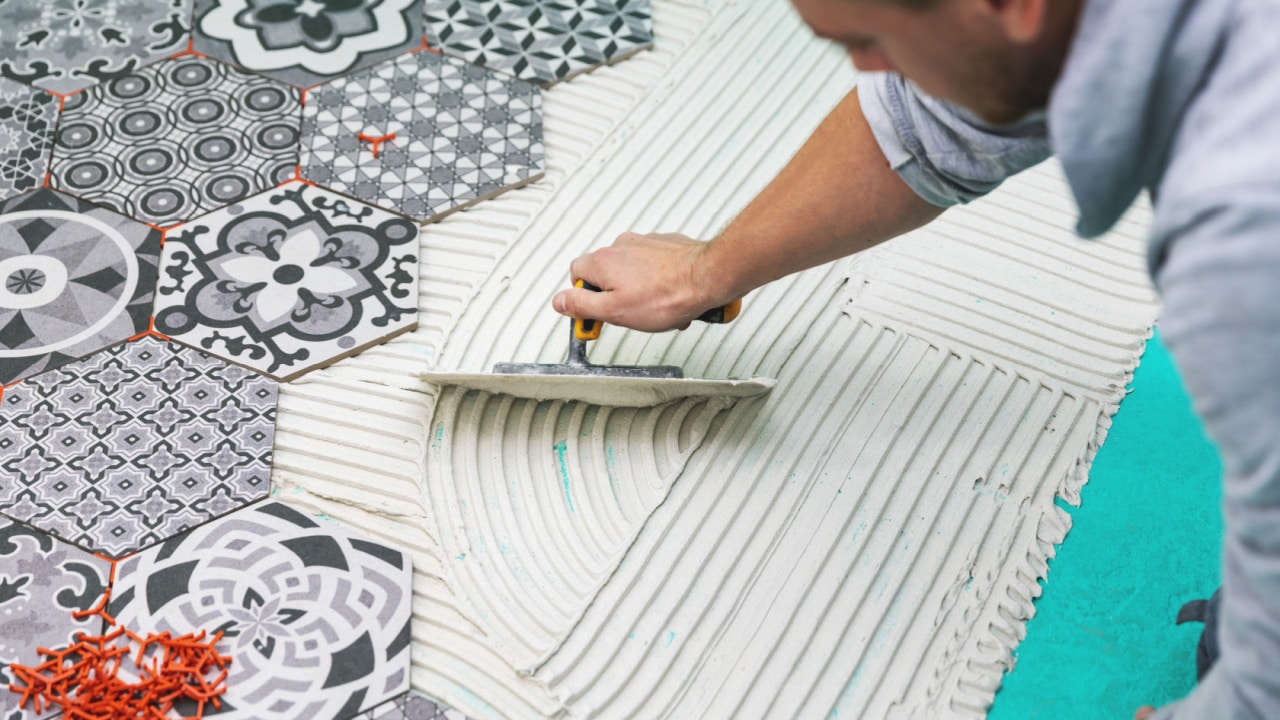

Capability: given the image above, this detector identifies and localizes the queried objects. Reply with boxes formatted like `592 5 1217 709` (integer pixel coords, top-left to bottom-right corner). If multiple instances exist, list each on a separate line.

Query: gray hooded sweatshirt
858 0 1280 717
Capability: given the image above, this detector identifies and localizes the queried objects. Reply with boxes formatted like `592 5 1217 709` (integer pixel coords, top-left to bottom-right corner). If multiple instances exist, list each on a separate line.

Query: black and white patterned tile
0 0 191 96
194 0 425 89
0 337 277 559
355 691 471 720
0 517 110 720
0 80 58 203
153 182 419 381
424 0 653 86
300 51 542 221
0 189 161 386
49 57 302 227
109 500 413 720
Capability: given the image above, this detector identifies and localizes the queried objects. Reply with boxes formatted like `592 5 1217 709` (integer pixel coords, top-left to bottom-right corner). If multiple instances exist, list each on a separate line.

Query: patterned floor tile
109 500 413 720
153 182 419 381
355 691 471 720
0 337 277 559
194 0 425 89
300 50 542 221
48 57 302 227
424 0 653 86
0 80 58 203
0 517 110 720
0 189 161 386
0 0 191 96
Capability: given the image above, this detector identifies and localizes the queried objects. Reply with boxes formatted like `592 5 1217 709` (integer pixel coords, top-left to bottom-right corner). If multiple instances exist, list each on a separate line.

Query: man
550 0 1280 717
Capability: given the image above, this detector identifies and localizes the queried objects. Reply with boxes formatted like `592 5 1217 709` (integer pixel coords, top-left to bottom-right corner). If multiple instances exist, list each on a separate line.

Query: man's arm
551 90 942 332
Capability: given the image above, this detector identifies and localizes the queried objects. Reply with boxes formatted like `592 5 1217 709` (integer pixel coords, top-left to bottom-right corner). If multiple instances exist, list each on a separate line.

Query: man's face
792 0 1062 124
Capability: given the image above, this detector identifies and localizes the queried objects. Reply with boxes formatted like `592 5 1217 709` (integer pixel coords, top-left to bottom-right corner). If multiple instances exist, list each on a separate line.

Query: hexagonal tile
153 182 419 381
0 337 278 559
356 691 471 719
424 0 653 87
0 0 191 96
0 189 160 386
0 80 58 203
0 517 111 720
109 500 413 720
48 57 302 227
193 0 425 89
299 50 542 221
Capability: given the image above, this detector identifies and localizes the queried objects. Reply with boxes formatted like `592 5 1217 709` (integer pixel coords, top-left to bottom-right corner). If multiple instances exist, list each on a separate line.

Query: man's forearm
700 88 943 302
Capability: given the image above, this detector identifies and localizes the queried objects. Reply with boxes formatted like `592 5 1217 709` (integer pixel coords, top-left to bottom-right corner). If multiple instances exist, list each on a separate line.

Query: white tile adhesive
269 0 1159 717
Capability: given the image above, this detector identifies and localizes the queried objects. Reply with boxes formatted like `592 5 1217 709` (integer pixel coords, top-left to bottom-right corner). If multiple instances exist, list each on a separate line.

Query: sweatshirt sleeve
856 71 1052 207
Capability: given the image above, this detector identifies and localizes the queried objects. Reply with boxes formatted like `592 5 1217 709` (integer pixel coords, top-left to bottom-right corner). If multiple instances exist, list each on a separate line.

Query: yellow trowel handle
571 280 742 341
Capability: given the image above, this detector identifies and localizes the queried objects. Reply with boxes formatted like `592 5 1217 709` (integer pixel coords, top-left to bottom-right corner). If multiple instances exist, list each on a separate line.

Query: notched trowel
421 282 776 407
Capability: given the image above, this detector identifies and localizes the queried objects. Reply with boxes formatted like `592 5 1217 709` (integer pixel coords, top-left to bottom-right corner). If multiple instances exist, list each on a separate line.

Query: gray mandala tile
0 189 161 386
194 0 425 89
0 517 110 720
0 0 191 96
48 57 302 227
355 691 471 720
109 500 413 720
299 50 542 221
0 80 57 203
0 337 277 559
153 182 419 381
424 0 653 86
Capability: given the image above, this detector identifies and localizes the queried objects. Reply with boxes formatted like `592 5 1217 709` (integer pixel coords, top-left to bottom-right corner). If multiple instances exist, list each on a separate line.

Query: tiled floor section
0 80 57 203
356 691 470 719
109 500 414 720
0 189 160 386
194 0 425 88
154 182 420 381
0 516 111 720
425 0 654 86
300 50 544 222
0 337 277 559
0 0 191 95
49 57 301 226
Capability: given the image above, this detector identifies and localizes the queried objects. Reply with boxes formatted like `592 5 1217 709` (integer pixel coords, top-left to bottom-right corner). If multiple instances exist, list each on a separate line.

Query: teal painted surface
990 332 1223 720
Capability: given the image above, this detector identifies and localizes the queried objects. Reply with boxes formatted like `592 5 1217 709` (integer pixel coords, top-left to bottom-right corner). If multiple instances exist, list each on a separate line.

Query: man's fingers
553 286 611 320
1134 706 1157 720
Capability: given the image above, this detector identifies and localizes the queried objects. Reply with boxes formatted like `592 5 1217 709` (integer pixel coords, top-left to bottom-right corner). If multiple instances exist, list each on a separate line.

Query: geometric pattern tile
48 57 301 227
0 189 161 386
355 691 471 720
424 0 653 86
0 80 58 203
0 0 191 96
153 182 419 381
194 0 425 89
299 50 542 222
0 517 111 720
0 337 277 559
109 501 413 720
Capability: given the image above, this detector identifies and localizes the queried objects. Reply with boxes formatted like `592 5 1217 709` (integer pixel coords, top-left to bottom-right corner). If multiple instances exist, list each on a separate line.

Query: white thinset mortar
267 0 1159 717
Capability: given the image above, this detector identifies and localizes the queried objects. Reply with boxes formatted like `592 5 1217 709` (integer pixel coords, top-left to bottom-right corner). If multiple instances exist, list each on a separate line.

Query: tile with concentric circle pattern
109 500 413 720
48 57 301 227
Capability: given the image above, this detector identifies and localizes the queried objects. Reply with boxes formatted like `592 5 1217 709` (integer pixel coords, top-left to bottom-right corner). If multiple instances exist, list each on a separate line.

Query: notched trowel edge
420 371 777 408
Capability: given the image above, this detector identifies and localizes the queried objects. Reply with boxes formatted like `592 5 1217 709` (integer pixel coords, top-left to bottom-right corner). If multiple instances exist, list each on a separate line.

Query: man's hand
1134 706 1156 719
552 232 730 332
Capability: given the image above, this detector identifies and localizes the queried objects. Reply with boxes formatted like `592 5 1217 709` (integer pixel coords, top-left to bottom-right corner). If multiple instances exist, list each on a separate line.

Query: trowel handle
570 280 742 341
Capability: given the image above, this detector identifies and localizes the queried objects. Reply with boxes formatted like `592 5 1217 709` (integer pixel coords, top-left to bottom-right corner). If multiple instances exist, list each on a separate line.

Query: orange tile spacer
415 36 442 54
299 88 307 107
169 37 208 60
357 132 396 159
128 318 170 343
42 171 50 188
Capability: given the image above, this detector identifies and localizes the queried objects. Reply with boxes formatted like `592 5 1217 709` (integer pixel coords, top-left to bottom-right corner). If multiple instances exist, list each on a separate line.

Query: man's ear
986 0 1047 43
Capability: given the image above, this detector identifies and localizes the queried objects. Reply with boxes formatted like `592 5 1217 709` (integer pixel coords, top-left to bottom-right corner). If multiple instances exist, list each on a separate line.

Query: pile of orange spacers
6 589 232 719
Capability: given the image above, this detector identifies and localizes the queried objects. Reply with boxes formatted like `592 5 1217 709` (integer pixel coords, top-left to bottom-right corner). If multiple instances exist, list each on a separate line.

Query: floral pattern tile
109 500 413 720
0 189 161 386
153 182 419 381
424 0 653 86
48 56 301 227
194 0 425 89
355 691 471 720
0 0 191 96
299 50 543 221
0 80 58 203
0 337 277 559
0 517 111 720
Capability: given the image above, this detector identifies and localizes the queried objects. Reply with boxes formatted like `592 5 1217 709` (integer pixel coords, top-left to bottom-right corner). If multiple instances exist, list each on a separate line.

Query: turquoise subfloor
989 331 1224 719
